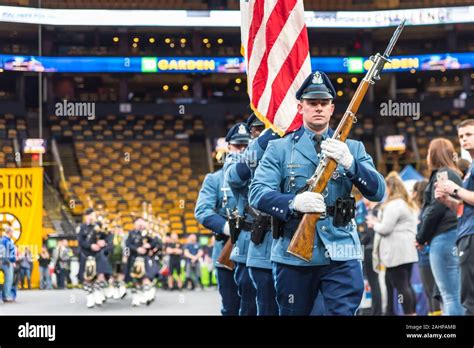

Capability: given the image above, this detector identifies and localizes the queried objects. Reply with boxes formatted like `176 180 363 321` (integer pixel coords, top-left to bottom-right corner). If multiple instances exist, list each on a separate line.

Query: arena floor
1 288 221 315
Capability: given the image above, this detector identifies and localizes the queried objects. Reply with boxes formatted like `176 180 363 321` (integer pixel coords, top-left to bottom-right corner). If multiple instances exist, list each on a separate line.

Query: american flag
240 0 311 135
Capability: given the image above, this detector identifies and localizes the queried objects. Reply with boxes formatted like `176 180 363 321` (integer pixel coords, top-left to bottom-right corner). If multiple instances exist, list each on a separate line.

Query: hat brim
229 138 250 145
300 91 333 100
250 121 265 128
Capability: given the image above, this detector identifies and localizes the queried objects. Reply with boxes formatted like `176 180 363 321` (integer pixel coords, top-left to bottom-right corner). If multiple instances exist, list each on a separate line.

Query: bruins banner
0 168 43 288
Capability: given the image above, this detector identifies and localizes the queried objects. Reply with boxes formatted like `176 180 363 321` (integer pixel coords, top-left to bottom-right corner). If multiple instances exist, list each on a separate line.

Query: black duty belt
290 197 356 227
241 220 253 231
291 206 335 219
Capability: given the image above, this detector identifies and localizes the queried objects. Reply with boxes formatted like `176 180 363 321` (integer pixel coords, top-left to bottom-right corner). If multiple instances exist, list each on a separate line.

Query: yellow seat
91 176 103 184
117 186 128 195
187 226 199 233
104 181 115 189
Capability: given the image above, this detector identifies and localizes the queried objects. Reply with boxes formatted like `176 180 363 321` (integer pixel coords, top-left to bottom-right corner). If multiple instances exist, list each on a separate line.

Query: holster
332 197 356 227
228 215 242 244
251 212 271 245
271 216 285 239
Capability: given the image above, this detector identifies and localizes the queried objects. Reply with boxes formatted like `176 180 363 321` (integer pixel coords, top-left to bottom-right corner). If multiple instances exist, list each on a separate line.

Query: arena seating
51 113 209 236
49 113 204 142
0 113 28 168
393 109 474 174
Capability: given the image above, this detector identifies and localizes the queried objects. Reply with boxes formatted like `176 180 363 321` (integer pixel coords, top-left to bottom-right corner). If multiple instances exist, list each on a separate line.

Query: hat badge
312 72 323 84
237 124 247 135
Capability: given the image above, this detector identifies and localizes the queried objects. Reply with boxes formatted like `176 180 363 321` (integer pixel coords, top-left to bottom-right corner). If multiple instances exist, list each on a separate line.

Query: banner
0 5 472 27
0 168 43 288
1 52 473 74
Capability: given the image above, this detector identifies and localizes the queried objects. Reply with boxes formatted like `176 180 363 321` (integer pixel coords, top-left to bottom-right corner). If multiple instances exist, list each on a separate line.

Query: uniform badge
331 171 340 180
238 124 248 135
312 71 323 84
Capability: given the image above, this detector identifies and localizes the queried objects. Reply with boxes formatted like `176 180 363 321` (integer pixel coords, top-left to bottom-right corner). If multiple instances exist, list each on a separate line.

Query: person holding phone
435 119 474 316
416 138 464 315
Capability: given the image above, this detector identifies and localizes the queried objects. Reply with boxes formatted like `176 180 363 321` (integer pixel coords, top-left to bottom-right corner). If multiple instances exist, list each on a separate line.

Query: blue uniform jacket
224 150 253 264
249 126 385 266
245 133 278 269
194 168 237 268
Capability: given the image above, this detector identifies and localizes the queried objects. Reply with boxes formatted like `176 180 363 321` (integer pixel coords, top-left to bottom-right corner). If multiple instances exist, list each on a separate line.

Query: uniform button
321 226 326 231
280 209 284 213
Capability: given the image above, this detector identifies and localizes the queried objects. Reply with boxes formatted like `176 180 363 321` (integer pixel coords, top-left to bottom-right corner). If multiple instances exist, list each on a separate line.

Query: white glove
321 138 354 170
222 222 230 236
293 192 326 213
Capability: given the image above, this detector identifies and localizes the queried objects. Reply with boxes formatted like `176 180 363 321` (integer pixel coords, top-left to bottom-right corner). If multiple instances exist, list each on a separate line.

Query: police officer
194 129 243 315
222 122 258 316
77 208 111 308
229 113 281 315
249 71 386 316
126 217 159 307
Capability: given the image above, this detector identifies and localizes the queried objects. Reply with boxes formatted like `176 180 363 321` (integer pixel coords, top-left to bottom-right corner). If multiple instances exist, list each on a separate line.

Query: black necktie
314 134 322 154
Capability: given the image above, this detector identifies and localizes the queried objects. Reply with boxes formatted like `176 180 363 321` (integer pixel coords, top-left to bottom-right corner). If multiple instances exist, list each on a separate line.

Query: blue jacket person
195 166 240 315
222 122 258 316
249 71 385 316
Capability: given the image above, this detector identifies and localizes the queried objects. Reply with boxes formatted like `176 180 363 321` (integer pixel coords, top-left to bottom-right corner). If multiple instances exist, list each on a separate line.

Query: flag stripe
246 0 269 104
242 0 311 134
251 0 297 110
256 4 306 124
265 27 309 124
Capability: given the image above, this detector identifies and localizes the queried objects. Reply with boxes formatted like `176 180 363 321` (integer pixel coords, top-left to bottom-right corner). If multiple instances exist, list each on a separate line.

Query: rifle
287 20 406 262
217 238 235 271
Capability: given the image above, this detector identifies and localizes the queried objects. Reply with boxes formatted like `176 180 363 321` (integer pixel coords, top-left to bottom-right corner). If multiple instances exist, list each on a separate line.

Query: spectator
52 239 72 289
435 119 474 315
412 180 442 316
355 198 383 315
183 234 204 290
417 138 464 315
367 172 419 315
166 233 183 290
1 227 16 302
39 246 53 289
18 246 33 289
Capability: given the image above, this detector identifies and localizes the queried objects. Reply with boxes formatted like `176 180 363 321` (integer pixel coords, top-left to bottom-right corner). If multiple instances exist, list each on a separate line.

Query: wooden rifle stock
217 238 235 270
287 19 406 262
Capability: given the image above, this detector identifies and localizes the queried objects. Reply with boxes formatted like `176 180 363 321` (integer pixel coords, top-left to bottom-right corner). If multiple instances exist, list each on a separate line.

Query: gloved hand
293 192 326 213
321 138 354 170
222 222 230 236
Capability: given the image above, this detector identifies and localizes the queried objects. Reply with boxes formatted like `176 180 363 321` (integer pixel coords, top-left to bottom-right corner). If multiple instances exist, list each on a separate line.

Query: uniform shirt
77 223 99 257
184 243 201 256
249 126 385 266
458 163 474 240
184 243 201 264
194 168 237 268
